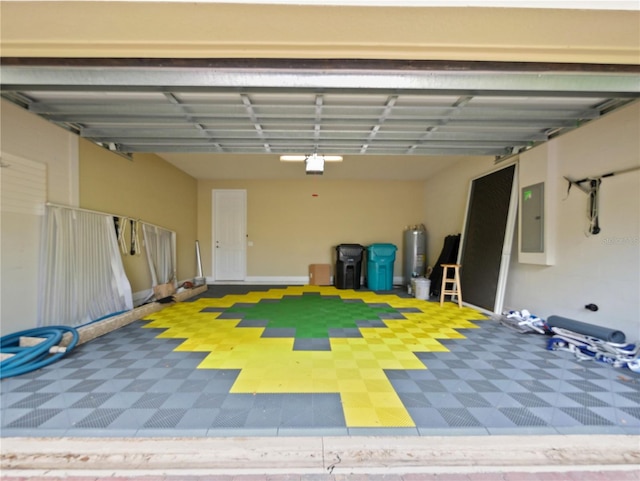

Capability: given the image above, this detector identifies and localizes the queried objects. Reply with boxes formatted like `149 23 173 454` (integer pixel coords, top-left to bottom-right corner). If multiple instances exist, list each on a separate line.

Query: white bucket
414 278 431 300
409 277 417 296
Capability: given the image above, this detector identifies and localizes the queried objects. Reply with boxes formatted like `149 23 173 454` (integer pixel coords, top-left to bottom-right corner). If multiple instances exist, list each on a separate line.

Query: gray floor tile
100 392 145 408
208 427 278 436
438 408 483 427
389 379 422 393
149 379 185 392
554 425 626 435
245 407 282 428
65 428 138 437
7 393 58 409
618 391 640 404
478 392 517 408
619 407 640 425
454 392 493 408
424 393 464 408
3 288 640 438
40 408 94 429
280 409 314 428
211 408 250 428
399 392 432 408
507 392 552 408
176 408 221 429
554 393 590 408
2 408 37 426
498 407 548 426
74 408 125 428
466 380 501 392
133 393 171 408
486 426 559 435
69 393 115 408
7 409 62 428
478 402 516 424
565 392 612 407
515 380 555 392
161 392 200 409
417 427 489 436
11 380 54 392
193 392 228 408
143 408 187 428
137 428 208 437
560 407 616 426
107 409 155 429
279 427 348 436
262 328 297 337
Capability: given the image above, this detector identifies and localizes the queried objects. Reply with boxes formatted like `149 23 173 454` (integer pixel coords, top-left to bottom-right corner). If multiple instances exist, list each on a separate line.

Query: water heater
403 224 427 285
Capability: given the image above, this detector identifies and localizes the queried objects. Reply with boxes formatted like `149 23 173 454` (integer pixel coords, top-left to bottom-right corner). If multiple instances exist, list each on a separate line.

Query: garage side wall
425 102 640 338
505 102 639 338
0 99 79 336
79 140 198 297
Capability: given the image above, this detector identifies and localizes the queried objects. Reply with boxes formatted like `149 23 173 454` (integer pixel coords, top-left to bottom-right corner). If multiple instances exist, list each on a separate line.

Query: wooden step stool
440 263 463 308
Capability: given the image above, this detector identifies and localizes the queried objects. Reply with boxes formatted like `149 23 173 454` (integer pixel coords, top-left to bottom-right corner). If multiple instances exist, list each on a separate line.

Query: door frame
211 189 247 282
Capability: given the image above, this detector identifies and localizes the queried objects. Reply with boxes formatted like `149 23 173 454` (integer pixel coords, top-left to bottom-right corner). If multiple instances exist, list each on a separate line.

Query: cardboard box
309 264 331 285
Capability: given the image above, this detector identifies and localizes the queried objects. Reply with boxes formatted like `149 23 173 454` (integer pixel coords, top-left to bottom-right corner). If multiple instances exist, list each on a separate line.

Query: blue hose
0 326 79 379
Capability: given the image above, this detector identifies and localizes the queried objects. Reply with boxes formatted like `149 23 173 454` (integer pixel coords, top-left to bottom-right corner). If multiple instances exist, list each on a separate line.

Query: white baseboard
244 276 309 284
206 276 309 285
205 276 407 286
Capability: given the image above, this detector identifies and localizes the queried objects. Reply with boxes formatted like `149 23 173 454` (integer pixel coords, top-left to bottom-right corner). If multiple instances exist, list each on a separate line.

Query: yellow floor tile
141 284 487 428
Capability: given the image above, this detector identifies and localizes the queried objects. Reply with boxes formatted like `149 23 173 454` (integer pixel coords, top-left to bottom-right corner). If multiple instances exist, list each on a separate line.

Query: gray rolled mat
547 315 626 343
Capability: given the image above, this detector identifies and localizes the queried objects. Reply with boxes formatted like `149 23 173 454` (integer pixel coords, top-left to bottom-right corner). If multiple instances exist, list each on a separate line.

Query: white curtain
142 223 176 288
38 205 133 327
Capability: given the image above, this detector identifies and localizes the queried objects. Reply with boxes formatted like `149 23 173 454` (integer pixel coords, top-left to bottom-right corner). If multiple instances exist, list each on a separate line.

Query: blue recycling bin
367 243 397 291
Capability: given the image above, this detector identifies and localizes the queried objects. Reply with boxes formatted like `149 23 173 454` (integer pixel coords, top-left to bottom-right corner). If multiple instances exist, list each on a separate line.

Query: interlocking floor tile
2 285 639 437
438 408 483 427
143 408 187 428
7 393 58 409
508 392 552 408
75 408 124 428
499 407 548 426
560 407 616 425
70 393 114 408
7 408 62 428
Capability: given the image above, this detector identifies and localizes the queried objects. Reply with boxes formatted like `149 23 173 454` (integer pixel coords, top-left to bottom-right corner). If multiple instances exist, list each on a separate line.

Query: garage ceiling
1 60 639 161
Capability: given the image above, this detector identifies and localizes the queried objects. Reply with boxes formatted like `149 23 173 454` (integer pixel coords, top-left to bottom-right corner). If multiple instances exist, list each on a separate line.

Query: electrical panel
521 182 544 253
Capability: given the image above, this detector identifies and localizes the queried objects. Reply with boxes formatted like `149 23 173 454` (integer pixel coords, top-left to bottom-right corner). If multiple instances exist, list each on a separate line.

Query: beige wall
424 103 640 337
2 3 638 64
505 102 640 338
80 140 198 293
198 178 426 280
423 156 497 268
0 99 78 206
0 99 79 336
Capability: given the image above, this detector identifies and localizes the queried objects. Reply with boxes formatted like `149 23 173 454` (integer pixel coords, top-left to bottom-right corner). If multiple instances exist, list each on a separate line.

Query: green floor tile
225 295 396 338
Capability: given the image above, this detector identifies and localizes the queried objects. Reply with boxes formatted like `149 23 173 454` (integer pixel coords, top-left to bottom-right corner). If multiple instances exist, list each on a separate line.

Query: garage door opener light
279 154 343 175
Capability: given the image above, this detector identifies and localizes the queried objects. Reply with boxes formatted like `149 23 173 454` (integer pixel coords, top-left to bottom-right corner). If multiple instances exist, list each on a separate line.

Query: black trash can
335 244 365 289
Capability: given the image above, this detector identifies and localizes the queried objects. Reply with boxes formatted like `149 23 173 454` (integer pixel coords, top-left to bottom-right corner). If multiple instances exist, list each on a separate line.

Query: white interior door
213 189 247 281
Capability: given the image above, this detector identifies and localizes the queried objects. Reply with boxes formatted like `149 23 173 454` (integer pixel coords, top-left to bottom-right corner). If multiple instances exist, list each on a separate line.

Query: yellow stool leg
439 265 448 307
454 266 463 308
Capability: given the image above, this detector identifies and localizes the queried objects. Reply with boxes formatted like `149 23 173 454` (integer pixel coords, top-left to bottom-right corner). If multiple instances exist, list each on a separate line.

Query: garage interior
1 0 640 475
